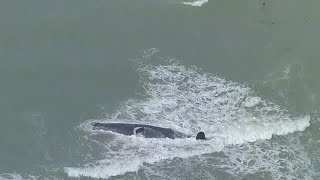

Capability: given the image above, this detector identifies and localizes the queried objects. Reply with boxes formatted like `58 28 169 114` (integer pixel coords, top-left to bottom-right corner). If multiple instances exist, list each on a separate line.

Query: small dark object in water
196 132 206 140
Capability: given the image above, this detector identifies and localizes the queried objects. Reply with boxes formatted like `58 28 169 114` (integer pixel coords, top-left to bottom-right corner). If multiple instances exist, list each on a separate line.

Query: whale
92 122 192 139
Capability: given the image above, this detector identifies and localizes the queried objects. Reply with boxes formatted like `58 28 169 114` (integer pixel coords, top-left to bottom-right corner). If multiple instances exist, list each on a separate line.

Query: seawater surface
0 0 320 180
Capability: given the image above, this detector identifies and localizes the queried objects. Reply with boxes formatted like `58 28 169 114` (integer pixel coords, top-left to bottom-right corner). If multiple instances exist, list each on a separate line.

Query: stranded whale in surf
92 123 206 140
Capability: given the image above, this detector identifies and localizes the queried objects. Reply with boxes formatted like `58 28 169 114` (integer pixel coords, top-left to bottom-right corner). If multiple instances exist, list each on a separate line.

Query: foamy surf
0 173 62 180
0 173 25 180
182 0 208 7
65 116 310 179
65 49 311 179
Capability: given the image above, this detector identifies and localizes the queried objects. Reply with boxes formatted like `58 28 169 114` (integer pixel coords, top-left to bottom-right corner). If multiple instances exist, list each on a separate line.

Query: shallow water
0 0 319 179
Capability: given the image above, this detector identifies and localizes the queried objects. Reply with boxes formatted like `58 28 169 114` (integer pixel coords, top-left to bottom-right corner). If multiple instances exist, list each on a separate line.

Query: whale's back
92 123 189 139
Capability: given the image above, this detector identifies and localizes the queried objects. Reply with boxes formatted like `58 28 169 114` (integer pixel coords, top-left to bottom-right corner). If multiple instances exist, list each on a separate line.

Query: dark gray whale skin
92 123 191 139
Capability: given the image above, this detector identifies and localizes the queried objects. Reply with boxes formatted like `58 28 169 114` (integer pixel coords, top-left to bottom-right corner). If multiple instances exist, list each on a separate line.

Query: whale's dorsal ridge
92 122 192 139
133 127 144 135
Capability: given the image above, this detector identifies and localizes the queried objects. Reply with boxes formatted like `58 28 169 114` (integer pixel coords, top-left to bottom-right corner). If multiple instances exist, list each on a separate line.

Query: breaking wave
65 49 311 179
182 0 209 7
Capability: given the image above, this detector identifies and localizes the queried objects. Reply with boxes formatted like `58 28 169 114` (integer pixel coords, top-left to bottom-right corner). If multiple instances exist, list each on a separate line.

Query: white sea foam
0 173 25 180
65 49 311 179
218 134 317 180
182 0 208 7
141 133 316 180
0 173 61 180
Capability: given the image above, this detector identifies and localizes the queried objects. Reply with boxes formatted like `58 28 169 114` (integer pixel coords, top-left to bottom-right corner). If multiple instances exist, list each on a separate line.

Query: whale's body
92 123 191 139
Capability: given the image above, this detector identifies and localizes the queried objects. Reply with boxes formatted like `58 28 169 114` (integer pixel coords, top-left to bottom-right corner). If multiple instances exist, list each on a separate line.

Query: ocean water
0 0 319 179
